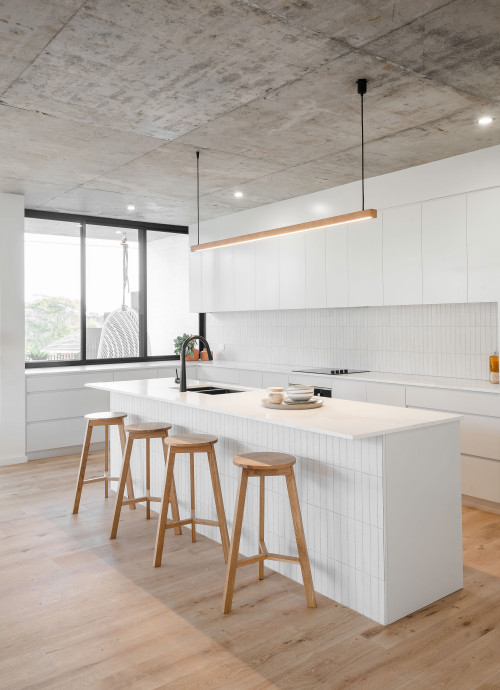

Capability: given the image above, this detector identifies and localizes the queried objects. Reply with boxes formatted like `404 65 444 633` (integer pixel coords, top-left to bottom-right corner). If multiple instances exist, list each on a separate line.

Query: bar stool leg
161 438 182 536
285 470 317 609
146 438 151 520
207 448 230 563
110 435 134 539
222 469 249 614
118 421 136 511
154 448 177 567
190 452 196 543
104 425 109 499
258 476 265 580
72 421 93 514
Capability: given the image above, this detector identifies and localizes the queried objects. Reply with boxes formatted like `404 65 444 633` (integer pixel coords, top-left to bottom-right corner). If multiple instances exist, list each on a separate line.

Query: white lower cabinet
461 455 500 503
332 379 367 402
27 417 105 453
262 371 289 388
238 370 263 388
366 382 406 407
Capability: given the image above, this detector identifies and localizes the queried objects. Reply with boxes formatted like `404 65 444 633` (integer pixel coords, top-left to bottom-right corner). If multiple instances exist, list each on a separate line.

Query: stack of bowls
285 384 315 403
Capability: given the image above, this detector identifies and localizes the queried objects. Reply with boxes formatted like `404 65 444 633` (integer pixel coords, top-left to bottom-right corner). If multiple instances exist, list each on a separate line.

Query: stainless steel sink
186 386 243 395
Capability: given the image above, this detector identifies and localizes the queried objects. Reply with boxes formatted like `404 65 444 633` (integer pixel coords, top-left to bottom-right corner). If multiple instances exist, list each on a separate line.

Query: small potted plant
173 333 199 361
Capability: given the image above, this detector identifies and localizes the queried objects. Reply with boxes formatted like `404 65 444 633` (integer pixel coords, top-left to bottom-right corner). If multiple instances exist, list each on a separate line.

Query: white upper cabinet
305 229 326 308
234 243 256 311
255 237 280 310
422 195 467 304
348 215 383 307
383 204 422 305
467 187 500 302
213 247 235 311
201 249 215 313
279 233 306 310
189 250 203 313
326 225 349 308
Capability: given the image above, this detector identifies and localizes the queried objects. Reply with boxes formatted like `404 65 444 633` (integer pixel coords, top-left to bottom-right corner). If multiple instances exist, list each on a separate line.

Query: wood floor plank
0 454 499 689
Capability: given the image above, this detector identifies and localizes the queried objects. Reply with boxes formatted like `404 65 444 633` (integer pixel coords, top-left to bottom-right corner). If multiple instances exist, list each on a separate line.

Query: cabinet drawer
461 454 500 503
460 414 500 461
331 379 367 402
27 388 109 422
27 417 105 452
262 371 289 388
406 386 500 418
26 371 113 393
238 370 263 388
366 383 406 407
113 369 157 381
156 366 178 379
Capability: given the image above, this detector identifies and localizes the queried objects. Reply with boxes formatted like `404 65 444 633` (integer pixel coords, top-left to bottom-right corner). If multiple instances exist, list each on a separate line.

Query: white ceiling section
0 0 499 224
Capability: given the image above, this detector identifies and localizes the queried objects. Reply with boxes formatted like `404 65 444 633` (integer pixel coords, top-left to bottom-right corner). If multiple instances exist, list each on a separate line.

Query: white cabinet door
113 369 157 381
262 371 289 388
255 237 280 310
27 417 105 452
234 243 256 311
201 250 215 312
366 382 406 407
279 233 306 310
348 216 383 307
305 229 326 308
331 379 367 402
466 187 500 302
27 388 109 423
383 205 422 306
422 196 467 304
189 250 203 313
326 225 349 307
461 455 500 503
213 247 234 312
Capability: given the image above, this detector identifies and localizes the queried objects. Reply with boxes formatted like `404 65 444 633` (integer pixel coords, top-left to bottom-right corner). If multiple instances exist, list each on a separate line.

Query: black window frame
25 210 205 368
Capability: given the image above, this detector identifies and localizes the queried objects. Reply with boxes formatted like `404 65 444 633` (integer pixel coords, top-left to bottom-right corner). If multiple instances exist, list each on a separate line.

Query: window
24 212 202 367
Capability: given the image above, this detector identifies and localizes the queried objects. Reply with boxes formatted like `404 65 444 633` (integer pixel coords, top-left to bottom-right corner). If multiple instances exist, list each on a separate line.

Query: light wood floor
1 453 499 690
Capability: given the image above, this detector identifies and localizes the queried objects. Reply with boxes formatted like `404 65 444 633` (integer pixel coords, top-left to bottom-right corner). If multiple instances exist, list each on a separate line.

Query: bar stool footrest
83 475 120 484
122 495 161 506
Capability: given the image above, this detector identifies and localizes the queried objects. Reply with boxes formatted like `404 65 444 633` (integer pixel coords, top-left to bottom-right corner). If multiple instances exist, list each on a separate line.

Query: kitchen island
88 377 463 625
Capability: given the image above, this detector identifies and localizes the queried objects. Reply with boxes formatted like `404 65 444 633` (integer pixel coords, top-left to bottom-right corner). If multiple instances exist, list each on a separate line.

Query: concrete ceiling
1 0 499 225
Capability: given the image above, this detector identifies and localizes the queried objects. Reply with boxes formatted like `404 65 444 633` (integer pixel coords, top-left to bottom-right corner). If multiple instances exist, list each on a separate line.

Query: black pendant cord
357 78 367 212
196 150 200 245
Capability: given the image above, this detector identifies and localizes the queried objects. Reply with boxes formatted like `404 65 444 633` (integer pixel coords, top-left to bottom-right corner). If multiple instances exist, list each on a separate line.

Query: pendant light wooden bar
190 208 377 252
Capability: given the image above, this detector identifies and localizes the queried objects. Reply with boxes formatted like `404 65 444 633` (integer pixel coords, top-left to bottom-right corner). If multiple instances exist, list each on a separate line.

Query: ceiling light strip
190 208 377 252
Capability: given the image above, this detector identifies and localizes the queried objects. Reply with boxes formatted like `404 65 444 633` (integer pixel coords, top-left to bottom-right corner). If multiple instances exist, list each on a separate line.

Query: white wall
0 193 26 465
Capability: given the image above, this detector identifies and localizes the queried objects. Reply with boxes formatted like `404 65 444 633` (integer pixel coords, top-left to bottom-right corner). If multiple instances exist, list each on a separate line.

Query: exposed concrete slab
0 104 163 186
177 51 480 166
247 0 453 48
0 0 499 223
0 0 83 93
364 0 500 101
81 142 287 201
1 0 348 138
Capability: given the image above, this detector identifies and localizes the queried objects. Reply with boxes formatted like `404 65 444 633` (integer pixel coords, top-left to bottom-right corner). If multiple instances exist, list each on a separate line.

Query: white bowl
286 385 314 402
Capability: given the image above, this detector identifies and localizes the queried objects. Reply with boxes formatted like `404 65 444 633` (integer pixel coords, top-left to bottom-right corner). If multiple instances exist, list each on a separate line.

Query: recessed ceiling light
234 191 243 198
127 203 136 211
115 230 121 234
478 116 493 125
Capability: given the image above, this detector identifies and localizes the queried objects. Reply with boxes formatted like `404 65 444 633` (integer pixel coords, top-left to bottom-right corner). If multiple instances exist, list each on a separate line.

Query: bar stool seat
222 451 317 613
110 422 182 539
153 433 230 567
72 411 135 514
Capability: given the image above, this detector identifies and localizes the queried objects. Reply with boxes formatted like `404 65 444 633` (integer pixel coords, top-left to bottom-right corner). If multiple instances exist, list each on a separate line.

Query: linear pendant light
191 78 377 253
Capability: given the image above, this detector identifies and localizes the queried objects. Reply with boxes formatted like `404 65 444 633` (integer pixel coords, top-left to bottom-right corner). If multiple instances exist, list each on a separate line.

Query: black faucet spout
179 335 212 392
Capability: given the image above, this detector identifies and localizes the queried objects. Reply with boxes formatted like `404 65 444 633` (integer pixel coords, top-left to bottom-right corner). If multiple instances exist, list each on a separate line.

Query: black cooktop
292 368 369 375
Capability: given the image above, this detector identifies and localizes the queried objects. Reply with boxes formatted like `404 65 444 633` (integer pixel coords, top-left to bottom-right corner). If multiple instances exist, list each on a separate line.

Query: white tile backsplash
207 303 498 380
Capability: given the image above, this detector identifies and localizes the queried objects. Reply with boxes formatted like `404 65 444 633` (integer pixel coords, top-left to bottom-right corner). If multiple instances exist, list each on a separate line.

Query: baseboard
462 494 500 515
0 455 28 467
27 442 104 461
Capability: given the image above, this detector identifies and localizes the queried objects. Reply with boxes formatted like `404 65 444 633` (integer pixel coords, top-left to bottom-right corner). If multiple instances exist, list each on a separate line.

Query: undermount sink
185 385 243 395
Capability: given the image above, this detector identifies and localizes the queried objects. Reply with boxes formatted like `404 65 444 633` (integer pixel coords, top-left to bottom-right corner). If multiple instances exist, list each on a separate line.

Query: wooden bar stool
110 423 182 539
72 412 135 514
153 434 230 567
222 452 316 614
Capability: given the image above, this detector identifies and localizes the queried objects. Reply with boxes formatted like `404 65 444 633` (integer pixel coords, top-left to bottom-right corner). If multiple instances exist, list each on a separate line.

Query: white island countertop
88 377 461 440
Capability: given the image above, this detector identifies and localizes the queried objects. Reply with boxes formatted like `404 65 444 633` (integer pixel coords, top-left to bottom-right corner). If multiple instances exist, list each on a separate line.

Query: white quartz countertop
87 377 461 441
